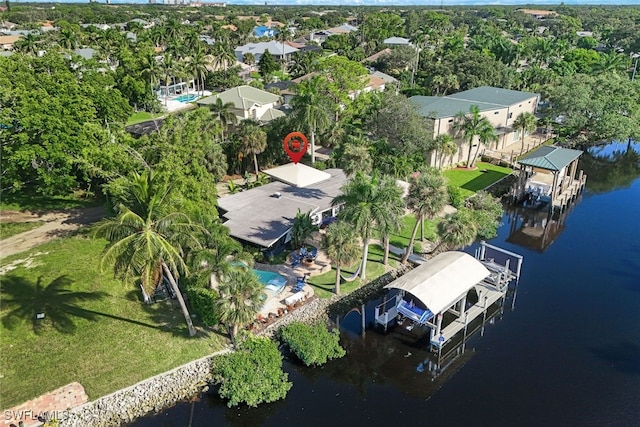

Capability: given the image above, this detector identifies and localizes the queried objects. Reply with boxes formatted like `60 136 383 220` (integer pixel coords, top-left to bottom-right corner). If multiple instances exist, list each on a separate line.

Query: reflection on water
504 202 577 252
581 141 640 193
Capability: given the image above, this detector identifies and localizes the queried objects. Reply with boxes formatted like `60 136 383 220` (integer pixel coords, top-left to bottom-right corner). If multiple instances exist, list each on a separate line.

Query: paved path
0 207 106 260
2 382 88 427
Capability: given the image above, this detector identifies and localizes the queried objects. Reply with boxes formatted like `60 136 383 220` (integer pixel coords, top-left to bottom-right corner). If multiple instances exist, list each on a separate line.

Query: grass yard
0 221 45 240
387 215 439 254
444 162 513 199
0 192 97 212
0 235 226 409
308 243 391 299
126 111 165 126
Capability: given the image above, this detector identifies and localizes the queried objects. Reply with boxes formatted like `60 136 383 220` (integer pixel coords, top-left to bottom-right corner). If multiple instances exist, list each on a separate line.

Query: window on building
509 112 513 119
448 119 454 123
494 111 499 114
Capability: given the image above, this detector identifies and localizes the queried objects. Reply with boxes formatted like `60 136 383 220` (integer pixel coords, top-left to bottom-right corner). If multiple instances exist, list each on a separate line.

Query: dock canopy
518 146 583 172
384 252 490 315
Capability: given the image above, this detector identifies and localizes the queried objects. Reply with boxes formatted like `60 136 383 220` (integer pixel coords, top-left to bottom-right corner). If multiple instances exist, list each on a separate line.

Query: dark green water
131 142 640 427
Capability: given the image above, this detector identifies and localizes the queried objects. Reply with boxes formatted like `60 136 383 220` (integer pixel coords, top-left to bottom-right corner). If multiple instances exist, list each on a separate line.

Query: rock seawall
60 349 229 427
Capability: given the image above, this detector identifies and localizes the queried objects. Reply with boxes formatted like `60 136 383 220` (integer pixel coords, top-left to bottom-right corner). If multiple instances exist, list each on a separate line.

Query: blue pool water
174 94 198 103
253 269 288 293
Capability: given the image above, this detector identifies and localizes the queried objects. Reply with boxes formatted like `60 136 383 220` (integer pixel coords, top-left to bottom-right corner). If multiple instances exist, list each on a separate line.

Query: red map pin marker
283 132 308 164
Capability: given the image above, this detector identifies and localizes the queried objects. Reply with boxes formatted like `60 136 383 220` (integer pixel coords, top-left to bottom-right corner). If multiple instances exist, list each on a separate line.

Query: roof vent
272 192 281 199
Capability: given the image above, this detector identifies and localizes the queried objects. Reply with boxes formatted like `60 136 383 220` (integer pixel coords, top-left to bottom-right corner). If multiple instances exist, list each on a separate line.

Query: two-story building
411 86 539 168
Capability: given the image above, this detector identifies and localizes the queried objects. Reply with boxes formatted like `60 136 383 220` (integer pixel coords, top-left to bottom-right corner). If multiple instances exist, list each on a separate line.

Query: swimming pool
174 94 198 103
253 269 288 293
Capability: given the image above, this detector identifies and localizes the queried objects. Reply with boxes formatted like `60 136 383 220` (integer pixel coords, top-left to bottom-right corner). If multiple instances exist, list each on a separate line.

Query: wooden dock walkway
430 281 505 348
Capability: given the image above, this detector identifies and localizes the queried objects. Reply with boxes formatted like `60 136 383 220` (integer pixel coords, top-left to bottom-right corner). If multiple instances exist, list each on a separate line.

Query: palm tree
376 176 404 267
58 26 78 50
208 97 238 142
14 33 39 55
340 143 373 176
211 37 236 72
215 268 263 346
189 46 211 96
323 221 360 295
471 121 498 166
237 120 267 175
433 133 457 169
188 219 252 290
332 173 399 280
434 209 478 253
95 170 199 337
291 210 319 254
290 75 332 164
453 105 493 169
401 169 448 264
513 112 538 146
160 53 175 106
141 50 161 99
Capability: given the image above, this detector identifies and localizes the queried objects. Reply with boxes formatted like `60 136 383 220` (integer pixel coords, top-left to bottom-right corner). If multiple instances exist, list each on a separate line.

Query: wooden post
481 295 488 337
361 304 366 337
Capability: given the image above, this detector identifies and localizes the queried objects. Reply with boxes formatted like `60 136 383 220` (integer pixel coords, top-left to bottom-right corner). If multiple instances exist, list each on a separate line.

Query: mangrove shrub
279 322 346 366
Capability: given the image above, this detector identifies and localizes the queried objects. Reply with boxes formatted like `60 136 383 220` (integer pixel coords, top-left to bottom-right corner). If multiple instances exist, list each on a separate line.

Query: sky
11 0 640 4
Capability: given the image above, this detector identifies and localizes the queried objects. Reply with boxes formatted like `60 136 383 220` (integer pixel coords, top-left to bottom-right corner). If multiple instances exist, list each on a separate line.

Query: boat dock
376 242 523 352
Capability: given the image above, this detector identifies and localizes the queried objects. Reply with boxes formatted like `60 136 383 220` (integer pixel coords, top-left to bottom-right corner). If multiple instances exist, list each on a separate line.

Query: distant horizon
6 0 640 5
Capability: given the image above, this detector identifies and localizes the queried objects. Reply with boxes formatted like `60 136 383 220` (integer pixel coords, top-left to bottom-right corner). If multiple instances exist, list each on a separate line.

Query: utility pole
631 53 639 82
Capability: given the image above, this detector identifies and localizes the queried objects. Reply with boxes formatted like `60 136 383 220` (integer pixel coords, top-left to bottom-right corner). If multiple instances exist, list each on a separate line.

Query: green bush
279 322 346 366
448 184 465 208
186 286 219 327
211 335 292 407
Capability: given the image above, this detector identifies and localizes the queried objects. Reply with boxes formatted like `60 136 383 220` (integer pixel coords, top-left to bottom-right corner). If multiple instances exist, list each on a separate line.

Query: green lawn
308 243 390 299
0 222 44 240
0 235 226 408
0 192 97 212
443 161 513 199
387 215 439 254
126 111 165 126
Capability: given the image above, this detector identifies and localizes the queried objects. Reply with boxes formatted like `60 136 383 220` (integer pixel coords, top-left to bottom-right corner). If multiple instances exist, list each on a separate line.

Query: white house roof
384 36 412 45
384 251 490 315
234 40 299 57
263 163 331 188
197 85 281 110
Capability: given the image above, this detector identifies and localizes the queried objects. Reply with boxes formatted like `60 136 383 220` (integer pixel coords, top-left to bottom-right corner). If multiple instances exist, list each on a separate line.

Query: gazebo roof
384 251 490 315
519 146 583 172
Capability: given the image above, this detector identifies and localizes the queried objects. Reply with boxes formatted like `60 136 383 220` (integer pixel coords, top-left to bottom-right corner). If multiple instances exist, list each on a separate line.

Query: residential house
217 165 347 255
383 36 412 47
308 24 358 44
518 9 558 20
362 48 392 64
196 85 285 124
0 35 21 51
234 40 299 63
411 86 539 168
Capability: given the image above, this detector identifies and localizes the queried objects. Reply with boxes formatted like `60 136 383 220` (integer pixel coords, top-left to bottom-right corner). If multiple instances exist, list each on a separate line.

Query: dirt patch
0 206 106 260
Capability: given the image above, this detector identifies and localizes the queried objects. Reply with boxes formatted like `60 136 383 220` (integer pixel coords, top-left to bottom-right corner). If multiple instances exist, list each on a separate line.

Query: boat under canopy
384 251 490 316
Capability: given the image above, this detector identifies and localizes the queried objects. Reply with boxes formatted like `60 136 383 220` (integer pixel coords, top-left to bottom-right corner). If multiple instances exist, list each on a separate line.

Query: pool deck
254 233 332 320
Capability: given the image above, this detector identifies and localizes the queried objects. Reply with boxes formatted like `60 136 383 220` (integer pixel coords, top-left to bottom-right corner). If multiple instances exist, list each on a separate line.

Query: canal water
131 142 640 427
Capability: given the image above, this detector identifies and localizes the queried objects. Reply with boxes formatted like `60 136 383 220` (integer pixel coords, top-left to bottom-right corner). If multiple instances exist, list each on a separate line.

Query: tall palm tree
291 210 319 254
58 26 78 50
160 53 175 106
453 105 493 169
237 120 267 175
376 176 404 267
211 37 236 72
401 169 448 264
471 121 498 166
215 268 263 346
323 221 361 295
141 50 161 99
290 75 332 164
208 97 238 142
188 46 210 96
332 173 399 280
95 170 199 337
513 112 538 146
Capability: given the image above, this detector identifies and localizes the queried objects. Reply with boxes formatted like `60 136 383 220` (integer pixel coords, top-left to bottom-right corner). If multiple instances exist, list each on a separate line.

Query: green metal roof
197 85 281 109
410 86 539 119
518 146 584 171
447 86 539 107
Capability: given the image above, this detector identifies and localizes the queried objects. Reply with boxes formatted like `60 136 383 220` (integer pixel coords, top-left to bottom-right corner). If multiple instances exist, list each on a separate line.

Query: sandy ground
0 206 106 260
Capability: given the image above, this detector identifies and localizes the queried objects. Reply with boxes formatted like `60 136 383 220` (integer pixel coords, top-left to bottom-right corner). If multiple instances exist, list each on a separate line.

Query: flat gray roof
218 168 347 248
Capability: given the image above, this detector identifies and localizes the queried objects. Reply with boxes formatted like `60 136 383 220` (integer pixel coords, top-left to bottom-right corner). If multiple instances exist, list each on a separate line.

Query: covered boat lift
376 242 523 351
